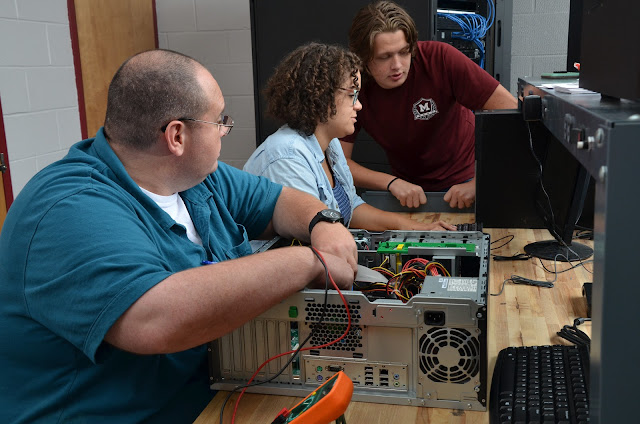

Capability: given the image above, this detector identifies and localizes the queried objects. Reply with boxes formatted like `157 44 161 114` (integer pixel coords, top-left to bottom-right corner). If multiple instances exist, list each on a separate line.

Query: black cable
557 317 591 352
491 251 593 296
538 257 593 275
526 123 585 259
490 234 515 250
525 122 594 274
490 234 530 261
490 252 565 296
574 224 593 232
573 229 594 240
219 246 333 424
492 252 531 261
491 273 556 296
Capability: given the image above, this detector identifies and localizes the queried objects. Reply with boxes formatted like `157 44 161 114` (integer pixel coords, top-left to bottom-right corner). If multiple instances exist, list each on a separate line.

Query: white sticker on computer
440 277 478 292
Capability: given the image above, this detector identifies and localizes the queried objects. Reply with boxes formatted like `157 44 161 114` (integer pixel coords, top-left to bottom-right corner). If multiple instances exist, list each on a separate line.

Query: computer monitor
523 128 594 262
474 109 594 261
578 0 640 100
566 0 583 71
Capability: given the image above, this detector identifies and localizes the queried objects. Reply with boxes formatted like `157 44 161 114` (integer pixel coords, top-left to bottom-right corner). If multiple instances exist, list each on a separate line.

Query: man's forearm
269 186 332 242
105 246 324 354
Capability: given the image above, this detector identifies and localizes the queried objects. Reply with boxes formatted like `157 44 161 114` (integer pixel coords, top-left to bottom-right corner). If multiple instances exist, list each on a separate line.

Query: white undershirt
140 187 203 246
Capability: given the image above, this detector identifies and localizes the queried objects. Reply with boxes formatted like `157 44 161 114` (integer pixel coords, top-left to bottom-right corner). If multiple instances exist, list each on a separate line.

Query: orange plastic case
285 371 353 424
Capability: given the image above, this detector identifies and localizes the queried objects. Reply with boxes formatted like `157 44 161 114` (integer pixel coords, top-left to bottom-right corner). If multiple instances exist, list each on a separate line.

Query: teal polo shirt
0 128 282 423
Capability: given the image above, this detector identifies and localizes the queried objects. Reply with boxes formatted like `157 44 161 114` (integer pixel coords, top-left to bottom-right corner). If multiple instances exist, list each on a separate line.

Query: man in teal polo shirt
0 49 357 423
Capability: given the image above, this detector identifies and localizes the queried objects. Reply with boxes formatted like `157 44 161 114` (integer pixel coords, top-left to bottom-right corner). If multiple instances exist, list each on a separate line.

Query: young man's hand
443 179 476 209
388 178 427 208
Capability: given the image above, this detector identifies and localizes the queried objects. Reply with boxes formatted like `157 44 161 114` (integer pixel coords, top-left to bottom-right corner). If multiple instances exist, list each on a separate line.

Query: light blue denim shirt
243 125 365 227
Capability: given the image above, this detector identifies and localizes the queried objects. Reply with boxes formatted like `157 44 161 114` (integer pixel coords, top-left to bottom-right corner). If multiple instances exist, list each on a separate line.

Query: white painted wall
0 0 571 197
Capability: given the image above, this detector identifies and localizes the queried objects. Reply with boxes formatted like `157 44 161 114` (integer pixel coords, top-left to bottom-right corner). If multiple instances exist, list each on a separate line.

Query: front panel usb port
380 377 389 387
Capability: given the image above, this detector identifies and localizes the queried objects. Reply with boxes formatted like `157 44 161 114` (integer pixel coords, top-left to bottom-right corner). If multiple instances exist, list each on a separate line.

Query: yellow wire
426 262 451 277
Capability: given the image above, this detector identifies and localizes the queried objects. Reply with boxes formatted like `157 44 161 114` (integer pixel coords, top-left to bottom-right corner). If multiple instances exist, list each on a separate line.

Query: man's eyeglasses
338 87 360 106
161 115 234 136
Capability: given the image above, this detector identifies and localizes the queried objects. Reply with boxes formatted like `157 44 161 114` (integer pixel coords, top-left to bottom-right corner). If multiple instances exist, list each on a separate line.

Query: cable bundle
437 0 495 68
557 317 591 351
355 257 450 303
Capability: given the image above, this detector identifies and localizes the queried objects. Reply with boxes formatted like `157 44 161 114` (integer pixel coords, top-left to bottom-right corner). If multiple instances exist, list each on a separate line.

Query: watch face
323 209 342 219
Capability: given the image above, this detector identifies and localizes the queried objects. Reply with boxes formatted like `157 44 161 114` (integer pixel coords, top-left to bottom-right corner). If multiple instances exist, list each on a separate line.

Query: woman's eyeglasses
338 88 360 106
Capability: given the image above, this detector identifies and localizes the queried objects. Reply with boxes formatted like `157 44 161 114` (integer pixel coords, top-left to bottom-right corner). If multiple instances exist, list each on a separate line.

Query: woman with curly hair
244 43 454 232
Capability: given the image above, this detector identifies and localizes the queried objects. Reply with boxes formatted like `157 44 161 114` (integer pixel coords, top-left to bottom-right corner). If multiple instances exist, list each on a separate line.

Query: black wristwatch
308 209 344 234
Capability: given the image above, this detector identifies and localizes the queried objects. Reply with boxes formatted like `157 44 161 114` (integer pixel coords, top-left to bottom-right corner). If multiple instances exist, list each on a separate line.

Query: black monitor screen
579 0 640 99
475 110 594 261
524 124 594 261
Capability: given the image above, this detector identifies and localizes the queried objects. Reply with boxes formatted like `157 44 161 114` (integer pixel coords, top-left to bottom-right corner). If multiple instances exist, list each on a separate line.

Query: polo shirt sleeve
23 187 174 363
212 163 283 240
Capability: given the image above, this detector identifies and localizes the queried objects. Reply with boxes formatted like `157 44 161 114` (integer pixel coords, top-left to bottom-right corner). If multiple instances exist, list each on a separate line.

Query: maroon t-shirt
343 41 499 191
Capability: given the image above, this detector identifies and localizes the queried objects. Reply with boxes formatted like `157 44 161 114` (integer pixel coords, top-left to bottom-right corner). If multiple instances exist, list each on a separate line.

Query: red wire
229 247 352 424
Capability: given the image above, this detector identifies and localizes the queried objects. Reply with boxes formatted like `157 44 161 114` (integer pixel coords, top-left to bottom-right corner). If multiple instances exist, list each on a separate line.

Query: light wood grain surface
195 213 593 424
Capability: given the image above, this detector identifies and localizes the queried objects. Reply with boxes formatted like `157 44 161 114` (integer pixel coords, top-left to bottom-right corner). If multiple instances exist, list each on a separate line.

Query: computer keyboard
490 345 590 424
456 222 483 232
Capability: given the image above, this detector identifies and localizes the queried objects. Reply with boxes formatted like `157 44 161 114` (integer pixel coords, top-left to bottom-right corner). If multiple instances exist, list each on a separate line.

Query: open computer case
208 230 490 411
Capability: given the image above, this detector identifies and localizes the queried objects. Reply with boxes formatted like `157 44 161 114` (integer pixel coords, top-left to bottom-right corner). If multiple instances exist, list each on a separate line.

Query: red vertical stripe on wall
67 0 88 140
0 98 14 208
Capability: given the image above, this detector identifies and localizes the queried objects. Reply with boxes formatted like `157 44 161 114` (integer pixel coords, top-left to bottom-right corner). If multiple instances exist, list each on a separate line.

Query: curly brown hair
349 1 418 77
264 43 362 136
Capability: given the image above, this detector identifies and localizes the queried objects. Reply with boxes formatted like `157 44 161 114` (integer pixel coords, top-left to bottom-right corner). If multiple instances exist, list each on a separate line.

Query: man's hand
443 179 476 209
310 222 358 275
307 250 355 290
388 178 427 208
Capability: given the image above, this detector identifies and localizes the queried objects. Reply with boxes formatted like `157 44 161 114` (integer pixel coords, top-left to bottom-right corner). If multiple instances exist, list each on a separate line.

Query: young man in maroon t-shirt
341 1 517 209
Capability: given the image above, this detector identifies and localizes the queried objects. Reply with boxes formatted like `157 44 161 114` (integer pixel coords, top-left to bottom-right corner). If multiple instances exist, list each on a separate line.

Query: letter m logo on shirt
412 98 438 121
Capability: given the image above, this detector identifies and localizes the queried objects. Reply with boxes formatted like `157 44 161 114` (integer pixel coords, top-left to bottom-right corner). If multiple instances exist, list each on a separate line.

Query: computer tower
209 230 490 411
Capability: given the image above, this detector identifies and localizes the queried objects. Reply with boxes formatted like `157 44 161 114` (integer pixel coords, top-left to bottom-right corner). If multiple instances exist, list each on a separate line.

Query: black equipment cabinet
518 77 640 424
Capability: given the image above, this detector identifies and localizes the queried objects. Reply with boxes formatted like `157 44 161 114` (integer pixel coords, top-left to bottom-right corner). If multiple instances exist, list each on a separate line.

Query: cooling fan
419 327 481 383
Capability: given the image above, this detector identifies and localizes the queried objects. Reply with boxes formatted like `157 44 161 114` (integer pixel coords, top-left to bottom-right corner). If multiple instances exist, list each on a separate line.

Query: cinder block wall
155 0 255 171
0 0 81 195
510 0 570 94
0 0 571 196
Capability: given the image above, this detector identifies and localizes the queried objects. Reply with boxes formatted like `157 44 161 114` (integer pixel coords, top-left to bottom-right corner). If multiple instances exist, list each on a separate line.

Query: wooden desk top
195 213 593 424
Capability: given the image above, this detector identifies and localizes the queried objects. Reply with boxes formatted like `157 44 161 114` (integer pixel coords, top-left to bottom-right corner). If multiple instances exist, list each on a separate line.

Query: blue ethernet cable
437 0 495 69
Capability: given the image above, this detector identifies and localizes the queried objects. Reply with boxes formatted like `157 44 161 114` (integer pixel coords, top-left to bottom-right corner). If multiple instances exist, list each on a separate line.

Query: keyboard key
514 405 527 421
